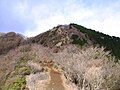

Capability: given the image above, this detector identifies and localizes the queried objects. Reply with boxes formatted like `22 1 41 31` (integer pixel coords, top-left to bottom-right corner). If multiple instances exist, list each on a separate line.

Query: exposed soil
26 61 77 90
46 67 65 90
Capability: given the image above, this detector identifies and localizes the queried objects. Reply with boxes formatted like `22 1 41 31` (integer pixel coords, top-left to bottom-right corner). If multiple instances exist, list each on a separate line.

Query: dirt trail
26 61 77 90
46 67 65 90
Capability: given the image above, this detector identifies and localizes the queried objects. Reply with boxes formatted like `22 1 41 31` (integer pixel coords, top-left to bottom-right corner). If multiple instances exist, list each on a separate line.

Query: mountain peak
0 24 120 59
0 24 120 90
29 24 91 48
27 23 120 59
0 32 24 55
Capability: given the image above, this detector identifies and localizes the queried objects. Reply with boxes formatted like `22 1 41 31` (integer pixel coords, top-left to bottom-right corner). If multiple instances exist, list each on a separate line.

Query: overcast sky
0 0 120 37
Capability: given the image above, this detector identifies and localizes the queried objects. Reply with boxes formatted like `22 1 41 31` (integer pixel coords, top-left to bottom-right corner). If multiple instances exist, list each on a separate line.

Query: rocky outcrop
29 24 90 48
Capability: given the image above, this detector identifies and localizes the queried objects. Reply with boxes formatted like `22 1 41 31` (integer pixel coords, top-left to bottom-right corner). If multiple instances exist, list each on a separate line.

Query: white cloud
16 0 120 37
13 0 29 19
82 6 120 37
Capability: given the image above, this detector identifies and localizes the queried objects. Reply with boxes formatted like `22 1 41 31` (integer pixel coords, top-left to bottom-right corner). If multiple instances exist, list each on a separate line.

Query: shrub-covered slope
29 24 120 60
0 24 120 90
71 24 120 60
0 32 24 55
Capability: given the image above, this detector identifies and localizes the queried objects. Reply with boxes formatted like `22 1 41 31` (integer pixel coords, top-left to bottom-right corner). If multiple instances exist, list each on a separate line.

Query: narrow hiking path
26 61 77 90
45 66 65 90
36 61 67 90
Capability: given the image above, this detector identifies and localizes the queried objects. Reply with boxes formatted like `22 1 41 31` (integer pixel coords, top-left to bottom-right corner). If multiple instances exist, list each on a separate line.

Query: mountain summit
0 24 120 90
29 24 91 47
29 24 120 59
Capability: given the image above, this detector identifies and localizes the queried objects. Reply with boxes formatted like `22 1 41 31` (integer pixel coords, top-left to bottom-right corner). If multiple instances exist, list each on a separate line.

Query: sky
0 0 120 37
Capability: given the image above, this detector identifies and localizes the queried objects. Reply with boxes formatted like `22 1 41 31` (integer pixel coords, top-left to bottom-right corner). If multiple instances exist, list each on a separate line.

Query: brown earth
26 61 77 90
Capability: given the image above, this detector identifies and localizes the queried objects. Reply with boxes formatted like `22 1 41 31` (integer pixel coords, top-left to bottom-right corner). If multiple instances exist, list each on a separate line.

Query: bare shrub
0 43 52 89
52 45 120 90
0 43 120 90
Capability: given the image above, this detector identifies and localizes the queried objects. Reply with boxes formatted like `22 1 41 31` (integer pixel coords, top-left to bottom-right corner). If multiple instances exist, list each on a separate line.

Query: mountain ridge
1 23 119 59
0 24 120 90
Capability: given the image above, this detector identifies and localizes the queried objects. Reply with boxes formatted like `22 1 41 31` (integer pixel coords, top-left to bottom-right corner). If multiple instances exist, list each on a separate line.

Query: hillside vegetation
0 32 24 55
0 24 120 90
71 24 120 60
